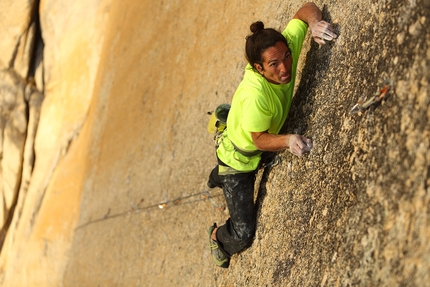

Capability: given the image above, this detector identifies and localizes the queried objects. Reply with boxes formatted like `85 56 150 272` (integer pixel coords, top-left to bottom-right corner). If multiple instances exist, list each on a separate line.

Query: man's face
254 41 292 85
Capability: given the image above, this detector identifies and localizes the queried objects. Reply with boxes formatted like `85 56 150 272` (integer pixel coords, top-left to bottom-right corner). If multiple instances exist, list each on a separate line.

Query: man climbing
207 2 338 268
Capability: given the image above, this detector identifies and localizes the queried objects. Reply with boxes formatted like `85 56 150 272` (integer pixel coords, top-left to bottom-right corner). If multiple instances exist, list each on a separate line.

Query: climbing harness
350 79 393 114
207 103 230 148
208 103 262 159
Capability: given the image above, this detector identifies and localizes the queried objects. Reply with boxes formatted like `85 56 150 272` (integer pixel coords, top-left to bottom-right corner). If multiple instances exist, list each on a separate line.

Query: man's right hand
288 134 313 156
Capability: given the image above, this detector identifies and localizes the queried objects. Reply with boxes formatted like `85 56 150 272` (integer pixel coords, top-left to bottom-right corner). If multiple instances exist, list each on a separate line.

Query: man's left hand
288 135 313 157
310 20 338 45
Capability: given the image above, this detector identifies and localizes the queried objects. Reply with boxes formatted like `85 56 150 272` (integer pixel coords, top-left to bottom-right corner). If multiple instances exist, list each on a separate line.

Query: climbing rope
75 188 225 230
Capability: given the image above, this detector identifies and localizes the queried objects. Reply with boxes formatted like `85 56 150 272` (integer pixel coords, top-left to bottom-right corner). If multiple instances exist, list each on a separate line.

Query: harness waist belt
230 141 261 157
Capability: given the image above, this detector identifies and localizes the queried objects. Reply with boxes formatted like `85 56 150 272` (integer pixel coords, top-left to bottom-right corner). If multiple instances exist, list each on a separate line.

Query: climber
207 2 338 268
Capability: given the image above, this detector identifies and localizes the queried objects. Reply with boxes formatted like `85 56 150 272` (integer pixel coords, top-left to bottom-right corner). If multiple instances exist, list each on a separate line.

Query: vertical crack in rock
27 0 44 88
0 0 44 252
0 70 27 252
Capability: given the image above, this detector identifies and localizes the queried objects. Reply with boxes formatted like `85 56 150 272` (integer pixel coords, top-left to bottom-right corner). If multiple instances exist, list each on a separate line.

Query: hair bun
250 21 264 34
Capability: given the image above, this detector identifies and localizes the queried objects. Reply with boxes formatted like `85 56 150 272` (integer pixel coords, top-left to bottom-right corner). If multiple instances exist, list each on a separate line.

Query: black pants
208 162 257 257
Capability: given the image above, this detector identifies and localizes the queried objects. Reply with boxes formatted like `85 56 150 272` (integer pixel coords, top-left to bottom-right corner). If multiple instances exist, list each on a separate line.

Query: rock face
0 0 41 249
0 0 111 285
0 0 429 286
0 70 27 236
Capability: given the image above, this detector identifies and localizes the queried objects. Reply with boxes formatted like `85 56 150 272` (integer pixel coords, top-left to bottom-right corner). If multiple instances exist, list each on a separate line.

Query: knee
234 223 255 247
208 166 223 188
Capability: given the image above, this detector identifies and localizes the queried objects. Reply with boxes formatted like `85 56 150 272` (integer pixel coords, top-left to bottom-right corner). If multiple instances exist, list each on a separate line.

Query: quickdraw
350 79 393 114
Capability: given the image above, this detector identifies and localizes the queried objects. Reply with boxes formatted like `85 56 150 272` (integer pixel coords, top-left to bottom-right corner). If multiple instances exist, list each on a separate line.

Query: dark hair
245 21 289 71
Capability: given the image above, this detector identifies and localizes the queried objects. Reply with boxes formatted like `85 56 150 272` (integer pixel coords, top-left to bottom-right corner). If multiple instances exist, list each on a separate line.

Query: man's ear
254 63 264 74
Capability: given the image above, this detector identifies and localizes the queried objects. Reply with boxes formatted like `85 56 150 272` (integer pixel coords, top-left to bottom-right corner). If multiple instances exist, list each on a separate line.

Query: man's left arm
251 131 312 157
293 2 338 45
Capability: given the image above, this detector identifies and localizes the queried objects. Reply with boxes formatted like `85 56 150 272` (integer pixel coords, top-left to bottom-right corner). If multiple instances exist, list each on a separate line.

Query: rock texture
0 0 110 285
0 70 27 236
0 0 429 286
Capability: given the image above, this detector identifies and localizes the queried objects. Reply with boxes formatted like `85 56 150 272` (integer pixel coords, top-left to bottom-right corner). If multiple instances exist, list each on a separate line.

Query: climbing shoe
208 223 230 268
